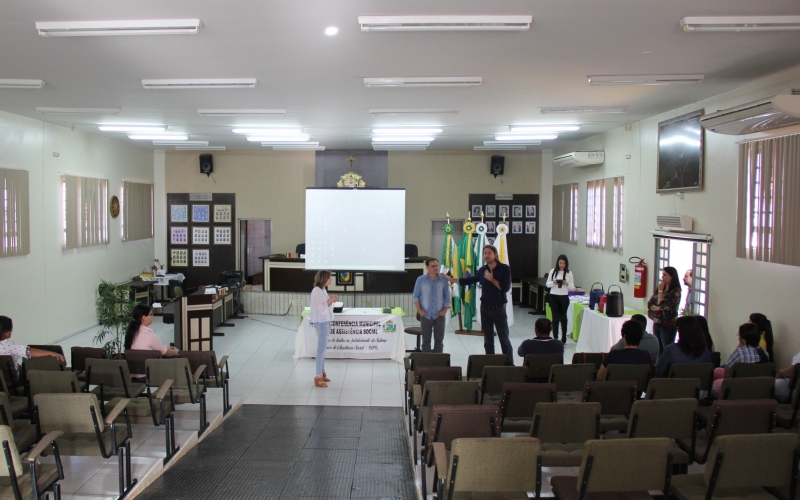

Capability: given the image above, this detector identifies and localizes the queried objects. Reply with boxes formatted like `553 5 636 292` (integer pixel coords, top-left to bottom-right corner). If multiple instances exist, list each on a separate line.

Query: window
552 183 578 244
586 176 624 251
63 175 108 249
0 168 30 258
122 181 154 241
737 133 800 267
653 234 711 316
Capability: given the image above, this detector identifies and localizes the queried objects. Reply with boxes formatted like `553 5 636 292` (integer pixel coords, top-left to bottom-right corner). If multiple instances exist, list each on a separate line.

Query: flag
472 222 488 324
494 222 515 327
458 221 477 329
440 222 455 275
449 237 461 317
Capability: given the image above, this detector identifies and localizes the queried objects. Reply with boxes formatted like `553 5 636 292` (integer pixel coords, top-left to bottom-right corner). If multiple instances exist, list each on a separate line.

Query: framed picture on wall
214 205 232 223
512 205 523 218
485 205 496 218
171 249 188 267
471 205 482 219
525 221 537 234
192 205 210 223
512 221 523 234
526 205 536 218
336 271 354 286
171 205 188 223
486 221 496 234
498 205 509 219
171 227 188 244
657 110 704 193
193 227 209 245
193 249 210 267
214 226 231 245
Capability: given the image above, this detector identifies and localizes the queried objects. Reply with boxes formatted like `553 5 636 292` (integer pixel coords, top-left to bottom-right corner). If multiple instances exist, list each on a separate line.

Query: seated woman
0 315 66 365
696 315 714 352
775 352 800 401
711 322 768 393
655 316 711 378
749 313 774 362
124 305 178 380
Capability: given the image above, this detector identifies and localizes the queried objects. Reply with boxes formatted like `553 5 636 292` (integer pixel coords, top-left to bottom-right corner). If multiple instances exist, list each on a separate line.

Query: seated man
596 320 652 381
611 314 659 362
517 318 564 358
776 351 800 400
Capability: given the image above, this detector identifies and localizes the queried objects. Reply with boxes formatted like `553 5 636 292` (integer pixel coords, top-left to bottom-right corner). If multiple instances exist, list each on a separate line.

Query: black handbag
605 284 624 317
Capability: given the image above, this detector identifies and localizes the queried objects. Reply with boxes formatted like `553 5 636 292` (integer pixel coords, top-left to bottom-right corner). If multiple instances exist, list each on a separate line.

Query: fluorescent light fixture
539 106 628 114
372 128 442 135
271 146 325 151
99 126 166 133
198 109 286 116
0 79 45 89
246 135 310 142
36 19 202 37
509 125 580 133
153 140 208 146
372 142 430 147
129 134 188 140
364 77 482 87
484 140 540 146
175 146 226 151
358 15 532 32
372 136 435 142
262 142 319 147
232 128 303 135
325 26 339 36
474 145 526 151
588 74 704 86
680 16 800 32
369 108 458 115
495 134 557 141
37 107 120 114
142 78 257 89
373 146 427 151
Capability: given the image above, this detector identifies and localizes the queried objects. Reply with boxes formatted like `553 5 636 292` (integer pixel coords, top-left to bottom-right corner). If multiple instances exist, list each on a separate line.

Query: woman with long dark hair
0 316 66 365
647 266 682 353
311 270 338 388
124 304 178 360
749 313 774 361
655 316 710 377
546 254 575 343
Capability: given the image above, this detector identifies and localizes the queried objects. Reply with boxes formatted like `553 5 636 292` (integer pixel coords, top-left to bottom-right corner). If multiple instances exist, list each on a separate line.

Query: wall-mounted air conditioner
656 215 693 232
700 95 800 135
553 151 605 168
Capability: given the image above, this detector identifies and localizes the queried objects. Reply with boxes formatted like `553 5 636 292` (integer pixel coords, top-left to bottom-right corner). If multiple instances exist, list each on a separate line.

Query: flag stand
454 311 482 336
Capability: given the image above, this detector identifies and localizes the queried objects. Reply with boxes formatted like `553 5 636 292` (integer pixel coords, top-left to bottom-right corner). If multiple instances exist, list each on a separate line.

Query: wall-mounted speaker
199 154 213 176
490 155 505 177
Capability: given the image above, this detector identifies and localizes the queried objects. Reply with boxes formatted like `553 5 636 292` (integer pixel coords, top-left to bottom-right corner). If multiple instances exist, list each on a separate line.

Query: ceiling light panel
99 126 166 133
154 140 208 146
495 134 557 140
198 109 286 116
474 146 526 151
261 142 319 146
0 79 45 89
373 146 427 151
372 128 442 135
484 140 540 146
232 128 303 135
37 107 120 114
246 135 310 142
364 77 482 87
142 78 257 89
271 146 325 151
358 15 532 32
587 74 704 86
539 106 628 114
680 16 800 32
509 125 580 133
129 134 188 140
371 136 435 142
369 108 458 115
36 19 202 37
175 146 226 150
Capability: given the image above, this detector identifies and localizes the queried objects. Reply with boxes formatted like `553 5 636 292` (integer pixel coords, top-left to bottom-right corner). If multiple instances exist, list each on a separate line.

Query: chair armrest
192 365 207 384
404 358 412 371
412 385 422 407
406 372 414 390
25 431 63 463
431 442 448 474
218 356 229 373
104 398 129 425
153 379 173 400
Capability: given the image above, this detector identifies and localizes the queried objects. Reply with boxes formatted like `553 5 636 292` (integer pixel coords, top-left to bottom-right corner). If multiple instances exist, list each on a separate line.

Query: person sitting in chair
517 318 564 357
596 320 652 381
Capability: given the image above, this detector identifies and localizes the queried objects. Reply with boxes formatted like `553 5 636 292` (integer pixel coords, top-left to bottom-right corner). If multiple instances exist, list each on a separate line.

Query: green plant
94 280 137 358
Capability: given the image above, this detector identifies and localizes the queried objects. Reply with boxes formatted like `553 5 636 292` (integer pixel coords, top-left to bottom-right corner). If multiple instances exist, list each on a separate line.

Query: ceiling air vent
656 215 693 232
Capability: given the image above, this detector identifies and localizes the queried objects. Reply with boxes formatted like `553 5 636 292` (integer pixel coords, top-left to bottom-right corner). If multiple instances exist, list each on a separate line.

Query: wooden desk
127 280 154 306
173 290 232 352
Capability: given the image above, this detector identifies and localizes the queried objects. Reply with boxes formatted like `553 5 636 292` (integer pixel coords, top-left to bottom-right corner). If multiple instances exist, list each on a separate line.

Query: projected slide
305 189 405 271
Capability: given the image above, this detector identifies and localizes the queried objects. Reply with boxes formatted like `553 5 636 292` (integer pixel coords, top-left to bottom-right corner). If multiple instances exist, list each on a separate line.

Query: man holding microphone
413 258 451 353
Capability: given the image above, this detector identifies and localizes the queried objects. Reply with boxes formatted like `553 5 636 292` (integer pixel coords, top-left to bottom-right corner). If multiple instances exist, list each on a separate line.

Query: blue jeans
654 323 677 354
314 321 330 376
480 304 514 366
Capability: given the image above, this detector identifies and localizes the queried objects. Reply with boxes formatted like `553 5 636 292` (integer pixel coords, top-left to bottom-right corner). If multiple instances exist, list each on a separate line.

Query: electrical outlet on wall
619 264 628 283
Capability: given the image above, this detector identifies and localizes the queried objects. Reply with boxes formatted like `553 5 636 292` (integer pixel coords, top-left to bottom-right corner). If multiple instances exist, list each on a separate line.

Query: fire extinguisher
629 257 647 299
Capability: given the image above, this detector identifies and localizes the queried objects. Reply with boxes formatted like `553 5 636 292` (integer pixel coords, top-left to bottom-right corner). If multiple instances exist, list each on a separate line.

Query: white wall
0 110 154 345
543 64 800 367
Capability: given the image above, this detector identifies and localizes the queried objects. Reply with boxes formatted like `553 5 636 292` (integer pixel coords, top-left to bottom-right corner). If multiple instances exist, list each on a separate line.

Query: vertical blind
552 183 578 244
586 176 624 252
0 168 30 258
122 181 154 241
63 175 108 249
737 133 800 266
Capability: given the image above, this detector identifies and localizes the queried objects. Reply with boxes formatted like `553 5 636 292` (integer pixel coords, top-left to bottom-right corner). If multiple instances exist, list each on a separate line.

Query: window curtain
737 134 800 266
0 168 30 257
122 181 154 241
64 175 108 249
552 182 578 244
587 176 624 252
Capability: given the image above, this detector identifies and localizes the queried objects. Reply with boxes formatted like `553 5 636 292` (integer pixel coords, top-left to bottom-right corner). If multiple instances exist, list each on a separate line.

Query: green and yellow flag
458 220 477 329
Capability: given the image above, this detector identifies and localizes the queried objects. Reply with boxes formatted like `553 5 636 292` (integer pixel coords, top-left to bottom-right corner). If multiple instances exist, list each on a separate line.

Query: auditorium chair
26 370 87 417
703 376 775 424
583 381 637 433
478 366 527 404
181 350 231 414
531 402 601 467
85 359 145 403
0 425 64 500
668 362 714 395
465 354 507 381
731 361 776 378
436 437 541 500
523 353 564 383
408 364 459 430
20 357 66 390
671 434 798 500
498 382 556 434
777 367 800 429
0 392 38 453
145 358 209 437
70 346 107 382
550 438 674 500
33 393 135 498
571 352 604 371
605 363 652 397
0 356 20 394
404 352 450 414
413 379 477 463
645 377 701 400
124 349 162 378
0 373 28 419
549 363 595 402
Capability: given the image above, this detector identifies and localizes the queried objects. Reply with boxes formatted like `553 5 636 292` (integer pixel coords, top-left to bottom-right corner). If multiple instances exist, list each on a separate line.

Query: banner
302 314 403 360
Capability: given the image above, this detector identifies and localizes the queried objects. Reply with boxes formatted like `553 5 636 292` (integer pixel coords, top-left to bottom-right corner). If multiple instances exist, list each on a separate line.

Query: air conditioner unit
656 215 693 232
553 151 605 168
700 95 800 135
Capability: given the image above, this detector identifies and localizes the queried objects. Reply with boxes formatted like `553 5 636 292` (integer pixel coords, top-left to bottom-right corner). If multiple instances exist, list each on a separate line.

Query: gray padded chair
531 402 601 467
0 425 64 500
145 358 209 437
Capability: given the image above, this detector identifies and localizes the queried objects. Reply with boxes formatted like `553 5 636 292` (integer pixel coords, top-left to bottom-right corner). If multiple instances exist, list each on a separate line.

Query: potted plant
95 280 137 358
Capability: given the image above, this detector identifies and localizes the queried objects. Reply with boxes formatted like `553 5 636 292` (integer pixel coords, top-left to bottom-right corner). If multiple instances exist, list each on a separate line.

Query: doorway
653 234 712 316
239 219 272 285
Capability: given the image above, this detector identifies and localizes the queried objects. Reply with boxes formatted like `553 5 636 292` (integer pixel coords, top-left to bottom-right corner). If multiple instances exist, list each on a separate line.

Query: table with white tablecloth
294 307 406 363
574 307 653 353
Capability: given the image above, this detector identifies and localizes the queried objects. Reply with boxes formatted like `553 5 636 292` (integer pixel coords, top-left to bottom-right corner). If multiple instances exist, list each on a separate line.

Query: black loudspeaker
199 154 213 176
490 155 505 177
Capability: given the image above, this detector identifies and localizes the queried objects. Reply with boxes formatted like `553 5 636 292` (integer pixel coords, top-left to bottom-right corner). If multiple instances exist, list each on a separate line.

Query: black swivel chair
296 244 305 255
405 244 418 258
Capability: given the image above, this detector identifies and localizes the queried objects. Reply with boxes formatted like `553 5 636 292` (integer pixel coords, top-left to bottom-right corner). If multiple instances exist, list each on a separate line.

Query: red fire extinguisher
630 257 647 299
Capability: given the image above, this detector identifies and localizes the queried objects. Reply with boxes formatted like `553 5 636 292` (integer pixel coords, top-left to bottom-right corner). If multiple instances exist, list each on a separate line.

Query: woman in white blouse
546 254 576 343
0 316 66 365
311 270 338 388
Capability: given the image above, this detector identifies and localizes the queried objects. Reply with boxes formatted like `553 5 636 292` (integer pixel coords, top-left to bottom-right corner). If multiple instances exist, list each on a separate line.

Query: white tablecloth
294 308 406 363
142 273 185 286
575 308 654 353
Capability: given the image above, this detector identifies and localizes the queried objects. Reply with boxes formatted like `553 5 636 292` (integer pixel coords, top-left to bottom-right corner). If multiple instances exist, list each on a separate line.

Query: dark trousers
549 294 570 340
480 303 514 366
654 323 677 355
420 315 445 353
